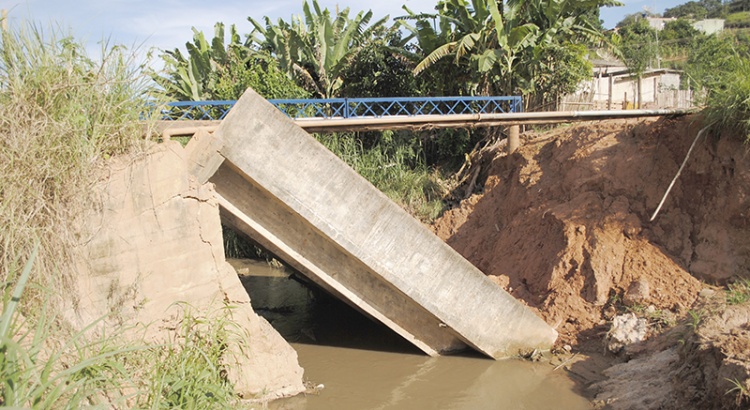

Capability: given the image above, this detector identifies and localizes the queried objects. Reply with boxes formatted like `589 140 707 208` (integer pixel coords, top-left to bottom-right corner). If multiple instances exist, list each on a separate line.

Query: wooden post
507 124 520 155
608 75 614 110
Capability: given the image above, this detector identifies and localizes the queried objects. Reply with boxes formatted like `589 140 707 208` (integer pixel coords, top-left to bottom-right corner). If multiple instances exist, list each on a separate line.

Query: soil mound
432 116 750 346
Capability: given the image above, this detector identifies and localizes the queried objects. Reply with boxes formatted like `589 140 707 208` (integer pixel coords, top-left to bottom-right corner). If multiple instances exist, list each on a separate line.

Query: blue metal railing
159 96 523 121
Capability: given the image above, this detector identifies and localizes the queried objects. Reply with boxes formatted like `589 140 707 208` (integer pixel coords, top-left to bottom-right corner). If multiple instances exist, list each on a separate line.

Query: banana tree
405 0 620 99
249 0 387 99
402 0 539 95
154 23 240 101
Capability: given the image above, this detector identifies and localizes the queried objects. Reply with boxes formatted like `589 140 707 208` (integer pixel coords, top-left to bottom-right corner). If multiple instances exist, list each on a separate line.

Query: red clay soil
432 116 750 346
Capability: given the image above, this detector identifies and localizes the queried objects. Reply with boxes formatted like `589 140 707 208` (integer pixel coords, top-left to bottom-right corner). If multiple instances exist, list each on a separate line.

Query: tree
339 28 422 97
401 0 540 96
664 1 709 19
664 0 727 19
616 18 658 107
248 0 388 99
615 9 661 28
401 0 618 106
658 19 704 70
728 0 749 13
154 23 306 101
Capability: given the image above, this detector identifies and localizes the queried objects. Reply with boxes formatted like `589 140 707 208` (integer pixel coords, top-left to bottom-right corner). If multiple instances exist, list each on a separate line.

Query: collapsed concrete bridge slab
185 89 557 359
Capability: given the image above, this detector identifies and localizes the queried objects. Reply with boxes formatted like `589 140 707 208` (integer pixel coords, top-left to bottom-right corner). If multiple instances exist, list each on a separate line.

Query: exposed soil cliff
432 116 750 408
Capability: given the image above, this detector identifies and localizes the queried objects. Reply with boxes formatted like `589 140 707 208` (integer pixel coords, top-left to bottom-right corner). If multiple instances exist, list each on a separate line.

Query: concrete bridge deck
186 89 557 358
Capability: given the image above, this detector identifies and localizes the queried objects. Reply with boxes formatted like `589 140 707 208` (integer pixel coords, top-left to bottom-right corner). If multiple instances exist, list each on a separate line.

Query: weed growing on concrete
0 244 147 408
1 250 242 408
0 21 251 409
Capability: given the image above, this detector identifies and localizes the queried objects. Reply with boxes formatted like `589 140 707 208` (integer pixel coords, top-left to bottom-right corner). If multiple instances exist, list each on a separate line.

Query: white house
562 60 692 110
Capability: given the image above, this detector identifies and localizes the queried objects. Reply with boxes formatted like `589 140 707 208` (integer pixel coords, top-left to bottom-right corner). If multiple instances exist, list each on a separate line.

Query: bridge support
186 89 557 359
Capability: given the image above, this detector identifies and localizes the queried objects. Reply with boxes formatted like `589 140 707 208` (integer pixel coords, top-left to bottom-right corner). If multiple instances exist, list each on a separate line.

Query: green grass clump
0 22 153 297
726 278 750 305
686 34 750 141
1 245 139 408
316 132 446 222
137 304 240 409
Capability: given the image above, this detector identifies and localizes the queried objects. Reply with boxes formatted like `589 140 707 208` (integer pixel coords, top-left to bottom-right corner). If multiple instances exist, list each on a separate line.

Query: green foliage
0 246 144 408
140 305 239 409
617 19 658 76
340 29 421 98
729 0 750 13
520 42 592 109
657 20 704 71
661 19 703 42
0 22 243 408
154 22 307 101
665 1 709 19
249 0 388 98
401 0 618 106
725 377 750 407
726 11 750 28
1 249 241 408
726 278 750 305
316 132 446 221
687 309 704 329
0 21 149 294
426 128 475 169
686 33 750 139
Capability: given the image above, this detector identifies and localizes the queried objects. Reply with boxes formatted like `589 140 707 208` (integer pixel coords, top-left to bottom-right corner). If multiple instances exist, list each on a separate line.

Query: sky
3 0 688 62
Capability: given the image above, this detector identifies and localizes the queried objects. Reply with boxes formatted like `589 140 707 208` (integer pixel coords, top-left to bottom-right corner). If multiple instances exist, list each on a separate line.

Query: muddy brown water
231 259 592 409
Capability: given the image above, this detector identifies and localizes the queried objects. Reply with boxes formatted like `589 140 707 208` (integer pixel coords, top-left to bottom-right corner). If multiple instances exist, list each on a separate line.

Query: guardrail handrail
158 96 524 121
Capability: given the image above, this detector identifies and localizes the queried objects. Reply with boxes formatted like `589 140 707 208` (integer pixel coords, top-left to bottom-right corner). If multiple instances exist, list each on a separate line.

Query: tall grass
1 247 241 408
687 34 750 140
138 304 240 409
0 22 242 408
1 244 136 408
0 22 152 298
702 54 750 140
316 131 446 222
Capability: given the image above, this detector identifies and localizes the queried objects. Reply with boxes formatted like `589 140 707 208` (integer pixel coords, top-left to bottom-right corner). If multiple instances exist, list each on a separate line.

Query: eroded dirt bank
432 116 750 408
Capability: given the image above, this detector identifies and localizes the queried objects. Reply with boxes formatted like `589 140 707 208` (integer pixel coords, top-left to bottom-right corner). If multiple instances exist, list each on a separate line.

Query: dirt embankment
431 116 750 408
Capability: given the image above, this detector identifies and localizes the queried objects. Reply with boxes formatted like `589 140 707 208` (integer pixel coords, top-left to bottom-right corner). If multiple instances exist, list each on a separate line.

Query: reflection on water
230 259 591 410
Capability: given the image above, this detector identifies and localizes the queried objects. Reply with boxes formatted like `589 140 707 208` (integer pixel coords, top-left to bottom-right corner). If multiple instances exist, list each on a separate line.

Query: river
230 259 592 410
